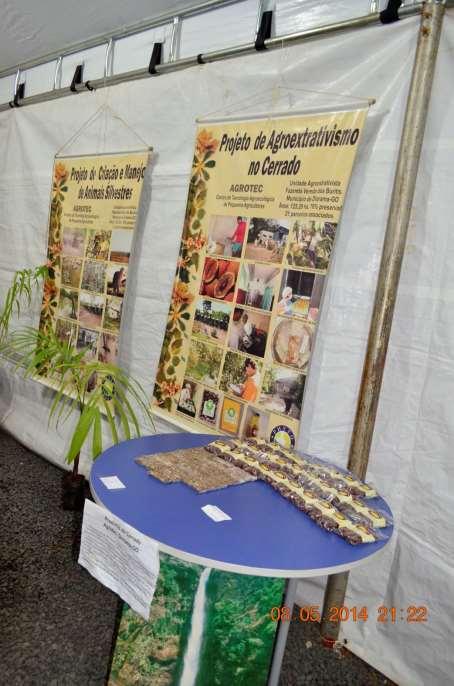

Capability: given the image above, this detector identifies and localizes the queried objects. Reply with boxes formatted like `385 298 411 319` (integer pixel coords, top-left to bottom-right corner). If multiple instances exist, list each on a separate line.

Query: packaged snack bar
344 500 393 528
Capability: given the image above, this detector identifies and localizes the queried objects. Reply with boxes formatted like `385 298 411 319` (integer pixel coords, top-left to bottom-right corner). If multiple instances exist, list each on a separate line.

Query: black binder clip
148 43 163 74
380 0 402 24
255 10 273 51
10 82 25 107
70 64 84 92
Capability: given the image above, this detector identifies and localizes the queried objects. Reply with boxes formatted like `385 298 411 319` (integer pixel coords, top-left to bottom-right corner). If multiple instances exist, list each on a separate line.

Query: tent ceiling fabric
0 0 204 70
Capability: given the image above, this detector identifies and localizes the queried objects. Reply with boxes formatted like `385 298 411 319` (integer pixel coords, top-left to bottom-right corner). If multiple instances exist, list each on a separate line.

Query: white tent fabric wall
0 9 453 686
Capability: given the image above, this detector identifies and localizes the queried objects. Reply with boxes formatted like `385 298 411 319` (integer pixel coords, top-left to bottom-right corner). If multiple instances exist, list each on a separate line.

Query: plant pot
61 472 86 511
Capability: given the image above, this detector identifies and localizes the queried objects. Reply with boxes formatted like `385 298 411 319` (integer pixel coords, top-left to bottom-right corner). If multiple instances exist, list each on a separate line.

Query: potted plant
0 266 154 509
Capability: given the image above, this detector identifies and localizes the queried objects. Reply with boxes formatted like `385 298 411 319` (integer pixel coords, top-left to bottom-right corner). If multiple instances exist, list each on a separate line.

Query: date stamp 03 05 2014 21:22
270 606 428 624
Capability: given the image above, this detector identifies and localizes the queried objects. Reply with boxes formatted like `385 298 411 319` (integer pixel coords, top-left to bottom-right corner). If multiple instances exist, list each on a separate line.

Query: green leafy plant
4 326 154 471
0 266 154 482
0 265 49 342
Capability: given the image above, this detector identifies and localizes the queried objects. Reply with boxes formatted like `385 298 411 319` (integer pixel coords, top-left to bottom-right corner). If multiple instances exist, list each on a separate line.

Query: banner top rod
197 102 374 125
55 148 152 160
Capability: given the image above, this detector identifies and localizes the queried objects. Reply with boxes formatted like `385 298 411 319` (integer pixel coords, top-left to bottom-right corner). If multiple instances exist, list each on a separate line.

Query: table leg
267 578 298 686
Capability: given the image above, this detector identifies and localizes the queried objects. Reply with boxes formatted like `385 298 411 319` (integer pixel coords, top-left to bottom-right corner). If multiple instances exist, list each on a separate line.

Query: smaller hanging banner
40 151 149 370
152 109 367 445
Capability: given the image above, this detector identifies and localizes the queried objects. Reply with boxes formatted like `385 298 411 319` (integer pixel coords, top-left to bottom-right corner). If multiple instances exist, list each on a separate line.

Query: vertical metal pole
268 578 298 686
320 0 446 643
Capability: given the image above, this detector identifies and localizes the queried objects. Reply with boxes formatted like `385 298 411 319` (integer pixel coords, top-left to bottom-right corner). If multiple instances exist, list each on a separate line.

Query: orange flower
192 156 206 177
42 279 57 309
172 281 193 306
196 129 218 155
48 242 62 259
54 162 68 185
185 235 206 251
43 279 57 298
160 380 180 397
169 307 181 324
177 255 190 270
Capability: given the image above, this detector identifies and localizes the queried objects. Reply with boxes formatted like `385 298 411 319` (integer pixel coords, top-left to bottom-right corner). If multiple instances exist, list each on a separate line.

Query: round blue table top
90 433 393 578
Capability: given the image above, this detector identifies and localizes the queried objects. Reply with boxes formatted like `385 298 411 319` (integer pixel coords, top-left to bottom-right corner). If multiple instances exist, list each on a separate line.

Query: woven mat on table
136 447 256 493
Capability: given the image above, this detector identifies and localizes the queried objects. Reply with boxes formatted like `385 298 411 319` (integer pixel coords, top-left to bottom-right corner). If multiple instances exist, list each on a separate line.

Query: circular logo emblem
270 425 295 449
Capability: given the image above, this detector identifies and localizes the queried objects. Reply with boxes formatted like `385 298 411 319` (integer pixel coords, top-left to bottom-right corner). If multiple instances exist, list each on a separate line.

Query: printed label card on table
153 110 367 445
39 152 149 390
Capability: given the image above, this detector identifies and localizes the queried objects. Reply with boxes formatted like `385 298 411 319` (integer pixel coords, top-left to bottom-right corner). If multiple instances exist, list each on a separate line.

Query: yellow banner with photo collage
40 152 149 383
153 110 367 447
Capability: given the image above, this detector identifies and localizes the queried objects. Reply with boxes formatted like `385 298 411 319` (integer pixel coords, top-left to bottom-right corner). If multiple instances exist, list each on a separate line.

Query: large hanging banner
153 109 367 445
40 151 149 368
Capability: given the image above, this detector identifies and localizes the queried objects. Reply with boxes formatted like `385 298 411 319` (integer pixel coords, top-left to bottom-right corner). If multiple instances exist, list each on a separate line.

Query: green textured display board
109 553 285 686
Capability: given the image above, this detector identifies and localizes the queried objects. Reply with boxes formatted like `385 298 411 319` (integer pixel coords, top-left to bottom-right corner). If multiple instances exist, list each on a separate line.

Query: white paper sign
100 475 126 490
201 504 232 522
79 500 159 620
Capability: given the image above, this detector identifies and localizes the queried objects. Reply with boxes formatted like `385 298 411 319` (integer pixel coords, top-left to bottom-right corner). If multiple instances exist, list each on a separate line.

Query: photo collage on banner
153 110 367 446
40 152 148 385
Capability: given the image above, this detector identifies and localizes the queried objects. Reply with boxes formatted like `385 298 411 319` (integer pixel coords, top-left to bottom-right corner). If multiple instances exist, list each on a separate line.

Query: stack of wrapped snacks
205 438 391 545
